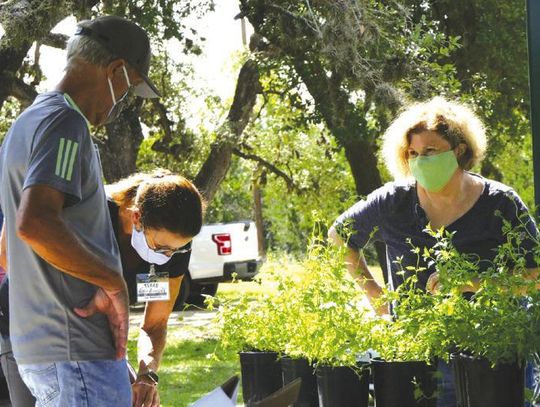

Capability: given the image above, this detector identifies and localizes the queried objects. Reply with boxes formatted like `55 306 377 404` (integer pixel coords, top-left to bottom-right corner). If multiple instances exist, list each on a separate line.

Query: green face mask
408 150 459 192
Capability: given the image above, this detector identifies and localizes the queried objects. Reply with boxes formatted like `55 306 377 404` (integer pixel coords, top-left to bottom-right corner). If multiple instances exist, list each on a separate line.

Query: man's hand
74 284 129 359
132 378 160 407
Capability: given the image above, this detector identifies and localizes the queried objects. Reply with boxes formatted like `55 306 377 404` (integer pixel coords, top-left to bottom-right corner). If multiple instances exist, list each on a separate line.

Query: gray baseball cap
76 15 161 98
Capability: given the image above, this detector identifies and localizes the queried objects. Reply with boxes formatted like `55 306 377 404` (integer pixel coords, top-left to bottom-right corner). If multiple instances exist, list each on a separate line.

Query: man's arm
17 185 128 358
132 275 183 407
17 185 124 289
328 226 385 312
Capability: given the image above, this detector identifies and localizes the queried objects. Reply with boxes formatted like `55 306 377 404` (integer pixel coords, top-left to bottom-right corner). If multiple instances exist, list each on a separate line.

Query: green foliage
0 98 21 145
372 216 540 366
229 71 357 249
281 237 373 366
424 221 540 365
137 49 217 179
203 158 253 224
210 269 290 355
368 207 540 367
371 256 449 362
214 234 374 367
98 0 214 51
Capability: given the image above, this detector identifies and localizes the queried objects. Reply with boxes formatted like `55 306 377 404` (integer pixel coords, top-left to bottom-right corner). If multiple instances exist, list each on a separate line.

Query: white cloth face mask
131 226 171 265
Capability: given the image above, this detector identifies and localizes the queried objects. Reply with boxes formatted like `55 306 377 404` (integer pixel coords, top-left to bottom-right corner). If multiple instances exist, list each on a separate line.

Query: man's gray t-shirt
0 91 122 364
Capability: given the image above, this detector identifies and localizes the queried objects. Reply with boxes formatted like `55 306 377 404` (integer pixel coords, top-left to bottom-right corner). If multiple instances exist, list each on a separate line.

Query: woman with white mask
329 97 539 406
105 169 204 407
0 169 204 407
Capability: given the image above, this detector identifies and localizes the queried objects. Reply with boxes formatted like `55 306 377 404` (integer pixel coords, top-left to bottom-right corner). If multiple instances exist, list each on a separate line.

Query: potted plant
270 241 328 407
425 224 540 407
282 239 373 407
215 236 372 407
212 278 288 405
369 252 447 407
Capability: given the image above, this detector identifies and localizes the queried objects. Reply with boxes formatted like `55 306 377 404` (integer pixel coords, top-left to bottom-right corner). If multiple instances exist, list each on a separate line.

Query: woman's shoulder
472 174 530 212
367 179 416 203
347 179 416 217
477 175 522 202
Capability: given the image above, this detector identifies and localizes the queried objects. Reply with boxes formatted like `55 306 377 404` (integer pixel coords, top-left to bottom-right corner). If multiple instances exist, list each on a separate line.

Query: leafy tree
0 0 263 206
425 0 534 206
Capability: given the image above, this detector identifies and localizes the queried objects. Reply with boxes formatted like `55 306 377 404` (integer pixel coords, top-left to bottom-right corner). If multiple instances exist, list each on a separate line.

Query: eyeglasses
141 228 192 256
152 245 191 256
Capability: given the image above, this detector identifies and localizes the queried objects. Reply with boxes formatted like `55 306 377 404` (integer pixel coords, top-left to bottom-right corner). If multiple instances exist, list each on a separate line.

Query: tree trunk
241 7 389 275
194 59 261 202
342 138 383 196
96 101 144 182
252 173 266 256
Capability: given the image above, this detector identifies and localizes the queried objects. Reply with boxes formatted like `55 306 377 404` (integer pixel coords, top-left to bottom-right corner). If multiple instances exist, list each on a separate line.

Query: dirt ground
129 306 219 341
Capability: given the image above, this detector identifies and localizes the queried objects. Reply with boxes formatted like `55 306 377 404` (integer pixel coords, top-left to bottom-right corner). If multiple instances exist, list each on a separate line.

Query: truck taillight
212 233 232 255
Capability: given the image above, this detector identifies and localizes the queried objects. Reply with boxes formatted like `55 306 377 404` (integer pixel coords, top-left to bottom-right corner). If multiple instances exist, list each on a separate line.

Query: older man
0 16 159 406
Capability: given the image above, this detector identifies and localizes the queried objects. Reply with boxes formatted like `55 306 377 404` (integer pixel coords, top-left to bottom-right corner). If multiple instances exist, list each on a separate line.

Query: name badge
136 271 170 302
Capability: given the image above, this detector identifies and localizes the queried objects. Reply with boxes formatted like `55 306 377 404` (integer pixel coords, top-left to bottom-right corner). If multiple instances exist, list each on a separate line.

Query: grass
127 256 382 406
127 308 240 406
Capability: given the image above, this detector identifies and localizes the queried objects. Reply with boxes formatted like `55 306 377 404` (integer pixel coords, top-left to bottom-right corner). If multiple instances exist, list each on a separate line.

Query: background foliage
0 0 535 253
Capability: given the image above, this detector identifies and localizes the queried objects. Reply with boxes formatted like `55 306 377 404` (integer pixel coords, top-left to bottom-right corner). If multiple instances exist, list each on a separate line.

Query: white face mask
131 226 170 265
104 65 133 124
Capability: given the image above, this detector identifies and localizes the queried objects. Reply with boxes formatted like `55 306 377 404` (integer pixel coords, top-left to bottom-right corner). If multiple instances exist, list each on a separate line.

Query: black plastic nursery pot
372 359 438 407
451 353 525 407
240 351 283 405
316 364 370 407
281 356 320 407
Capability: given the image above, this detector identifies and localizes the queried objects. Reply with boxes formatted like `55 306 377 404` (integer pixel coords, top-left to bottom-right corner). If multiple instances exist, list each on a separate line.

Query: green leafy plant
213 232 375 367
370 250 448 363
424 218 540 366
210 275 290 354
369 208 540 367
281 237 374 367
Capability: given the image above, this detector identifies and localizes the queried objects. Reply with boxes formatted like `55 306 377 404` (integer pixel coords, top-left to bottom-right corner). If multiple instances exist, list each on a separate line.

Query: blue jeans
436 359 456 407
18 359 131 407
526 355 540 407
439 358 537 407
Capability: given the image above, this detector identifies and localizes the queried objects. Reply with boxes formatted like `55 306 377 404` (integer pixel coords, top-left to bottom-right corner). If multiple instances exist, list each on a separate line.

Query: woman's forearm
137 276 183 373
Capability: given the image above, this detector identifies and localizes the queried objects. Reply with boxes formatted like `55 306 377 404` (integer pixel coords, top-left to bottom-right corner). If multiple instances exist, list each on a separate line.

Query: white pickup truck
174 220 263 309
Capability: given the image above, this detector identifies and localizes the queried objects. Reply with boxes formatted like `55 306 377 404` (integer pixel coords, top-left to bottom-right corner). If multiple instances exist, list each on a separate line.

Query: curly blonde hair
381 97 487 179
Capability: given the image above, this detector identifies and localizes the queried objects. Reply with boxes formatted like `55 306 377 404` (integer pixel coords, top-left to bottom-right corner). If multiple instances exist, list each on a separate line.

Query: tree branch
30 42 43 86
233 147 300 193
9 76 37 107
0 0 77 110
194 59 262 202
41 32 69 49
266 3 320 36
151 98 174 144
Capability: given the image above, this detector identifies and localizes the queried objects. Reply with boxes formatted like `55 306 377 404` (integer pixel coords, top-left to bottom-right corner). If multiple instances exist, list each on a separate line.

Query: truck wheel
187 283 219 307
173 274 191 311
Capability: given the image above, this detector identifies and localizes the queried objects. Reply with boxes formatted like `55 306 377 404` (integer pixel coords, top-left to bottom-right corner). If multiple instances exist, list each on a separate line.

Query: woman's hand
426 272 441 294
426 272 479 295
132 377 160 407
